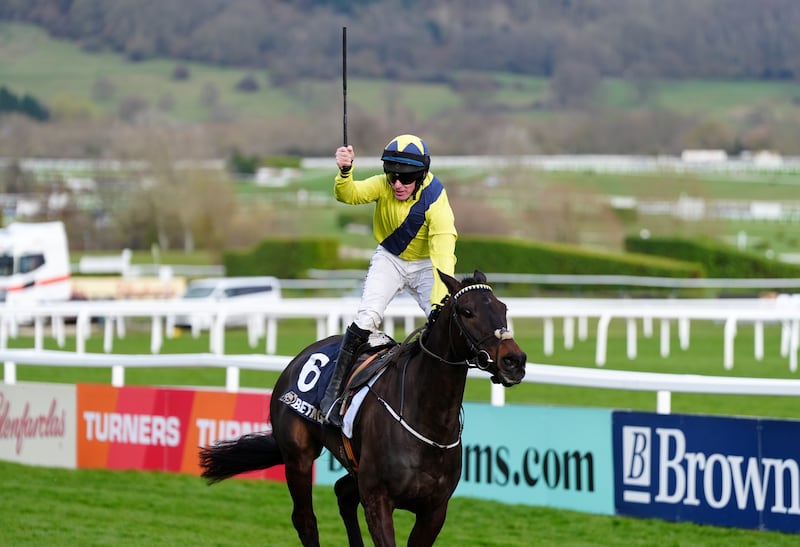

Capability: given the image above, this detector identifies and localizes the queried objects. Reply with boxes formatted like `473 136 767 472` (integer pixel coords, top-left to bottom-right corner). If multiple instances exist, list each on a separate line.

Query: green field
3 460 795 546
5 22 800 126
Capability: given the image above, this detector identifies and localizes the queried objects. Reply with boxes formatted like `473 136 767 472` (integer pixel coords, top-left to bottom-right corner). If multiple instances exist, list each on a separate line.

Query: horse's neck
404 321 469 427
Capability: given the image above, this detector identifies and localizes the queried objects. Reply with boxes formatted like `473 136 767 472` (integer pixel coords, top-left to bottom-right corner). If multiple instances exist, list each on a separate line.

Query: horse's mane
459 274 482 286
403 273 492 357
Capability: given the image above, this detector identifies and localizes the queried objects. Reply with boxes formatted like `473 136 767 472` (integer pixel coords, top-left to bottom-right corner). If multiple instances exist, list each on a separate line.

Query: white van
174 276 281 329
0 221 71 305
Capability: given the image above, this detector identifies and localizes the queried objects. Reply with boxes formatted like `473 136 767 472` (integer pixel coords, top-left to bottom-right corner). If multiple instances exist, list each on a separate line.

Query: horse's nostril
504 352 527 372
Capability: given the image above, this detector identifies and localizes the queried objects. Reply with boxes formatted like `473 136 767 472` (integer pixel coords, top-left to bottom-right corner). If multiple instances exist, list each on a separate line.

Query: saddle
339 332 400 415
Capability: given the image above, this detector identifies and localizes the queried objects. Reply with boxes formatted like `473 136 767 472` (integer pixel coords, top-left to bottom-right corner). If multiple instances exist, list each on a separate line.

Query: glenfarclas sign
0 383 76 467
0 394 67 454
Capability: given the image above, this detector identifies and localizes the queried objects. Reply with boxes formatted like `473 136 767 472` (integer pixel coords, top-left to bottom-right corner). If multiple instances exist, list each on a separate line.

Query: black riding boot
321 323 370 427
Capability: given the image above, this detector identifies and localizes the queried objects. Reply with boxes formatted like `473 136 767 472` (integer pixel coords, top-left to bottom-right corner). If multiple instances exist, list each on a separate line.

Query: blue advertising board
613 411 800 533
317 403 615 515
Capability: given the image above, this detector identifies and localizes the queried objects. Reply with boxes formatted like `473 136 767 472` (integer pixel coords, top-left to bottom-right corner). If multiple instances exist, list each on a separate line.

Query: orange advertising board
76 384 285 481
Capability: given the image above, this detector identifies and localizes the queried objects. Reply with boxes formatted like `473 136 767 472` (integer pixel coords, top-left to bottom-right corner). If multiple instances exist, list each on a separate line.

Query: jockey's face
388 177 416 201
385 170 422 201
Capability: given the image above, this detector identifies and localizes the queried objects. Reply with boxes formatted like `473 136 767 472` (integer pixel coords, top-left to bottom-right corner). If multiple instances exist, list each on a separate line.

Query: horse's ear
437 269 461 295
473 270 487 283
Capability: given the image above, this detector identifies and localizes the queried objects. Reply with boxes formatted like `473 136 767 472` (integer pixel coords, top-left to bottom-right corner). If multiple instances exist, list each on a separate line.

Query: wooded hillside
4 0 800 84
4 2 800 158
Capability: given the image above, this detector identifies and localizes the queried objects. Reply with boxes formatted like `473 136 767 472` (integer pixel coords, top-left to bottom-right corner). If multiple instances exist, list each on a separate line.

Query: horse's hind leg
334 474 364 547
407 504 448 547
278 416 323 546
285 458 321 547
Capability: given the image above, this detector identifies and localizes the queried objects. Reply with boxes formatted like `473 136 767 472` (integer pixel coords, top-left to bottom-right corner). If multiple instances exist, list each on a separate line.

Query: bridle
418 283 515 377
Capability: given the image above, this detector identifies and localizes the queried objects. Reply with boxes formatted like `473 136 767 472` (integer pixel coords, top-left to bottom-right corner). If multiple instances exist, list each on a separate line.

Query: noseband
419 283 514 373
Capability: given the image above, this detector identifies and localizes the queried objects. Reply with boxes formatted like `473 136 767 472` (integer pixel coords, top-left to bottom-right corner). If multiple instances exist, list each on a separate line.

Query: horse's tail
198 432 283 484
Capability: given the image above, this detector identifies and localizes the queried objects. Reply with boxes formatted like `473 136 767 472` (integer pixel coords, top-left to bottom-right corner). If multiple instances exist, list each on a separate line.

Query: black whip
342 26 348 146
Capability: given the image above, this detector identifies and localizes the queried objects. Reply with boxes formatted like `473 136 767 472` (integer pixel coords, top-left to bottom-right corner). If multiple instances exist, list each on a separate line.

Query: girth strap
341 433 359 472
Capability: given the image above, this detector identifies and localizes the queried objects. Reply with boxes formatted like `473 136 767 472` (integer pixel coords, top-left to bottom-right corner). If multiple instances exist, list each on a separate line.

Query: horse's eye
460 307 473 318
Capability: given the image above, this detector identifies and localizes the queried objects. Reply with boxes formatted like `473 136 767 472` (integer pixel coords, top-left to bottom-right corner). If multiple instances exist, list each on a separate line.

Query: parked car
174 276 281 330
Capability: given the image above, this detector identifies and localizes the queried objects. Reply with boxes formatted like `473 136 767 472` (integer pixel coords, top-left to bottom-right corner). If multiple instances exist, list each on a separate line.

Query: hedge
223 237 340 278
457 236 703 277
624 235 800 279
456 236 705 295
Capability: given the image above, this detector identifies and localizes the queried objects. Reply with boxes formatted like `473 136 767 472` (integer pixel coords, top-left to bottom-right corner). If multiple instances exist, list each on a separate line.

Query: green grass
1 460 796 546
652 79 800 118
544 171 800 201
0 23 334 121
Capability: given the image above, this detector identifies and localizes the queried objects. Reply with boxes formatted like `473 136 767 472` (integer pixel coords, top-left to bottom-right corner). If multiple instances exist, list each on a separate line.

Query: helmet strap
410 171 428 200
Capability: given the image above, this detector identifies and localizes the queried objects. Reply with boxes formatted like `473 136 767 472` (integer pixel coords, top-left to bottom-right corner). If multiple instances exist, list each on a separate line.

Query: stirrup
324 399 344 426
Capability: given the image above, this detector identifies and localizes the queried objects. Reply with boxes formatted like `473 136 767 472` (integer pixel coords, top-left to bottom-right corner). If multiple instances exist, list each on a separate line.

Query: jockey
321 134 458 426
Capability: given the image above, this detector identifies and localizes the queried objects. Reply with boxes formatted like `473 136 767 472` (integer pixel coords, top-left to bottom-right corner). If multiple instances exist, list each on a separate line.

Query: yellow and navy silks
334 168 457 306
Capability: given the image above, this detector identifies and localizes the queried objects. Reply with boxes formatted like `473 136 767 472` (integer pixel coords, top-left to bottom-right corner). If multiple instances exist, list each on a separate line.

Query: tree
92 77 116 101
199 83 219 109
0 86 20 112
117 95 149 123
235 74 260 93
0 86 49 121
1 160 35 194
549 61 600 109
171 63 190 81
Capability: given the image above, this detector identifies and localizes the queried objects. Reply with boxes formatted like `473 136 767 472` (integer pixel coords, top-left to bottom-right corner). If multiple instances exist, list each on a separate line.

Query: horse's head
432 269 527 387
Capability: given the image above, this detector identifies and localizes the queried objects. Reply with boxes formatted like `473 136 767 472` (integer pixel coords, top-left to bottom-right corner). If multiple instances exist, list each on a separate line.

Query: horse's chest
366 448 461 497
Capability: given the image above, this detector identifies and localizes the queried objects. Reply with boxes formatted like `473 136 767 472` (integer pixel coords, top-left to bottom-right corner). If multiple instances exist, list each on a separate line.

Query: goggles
385 170 422 185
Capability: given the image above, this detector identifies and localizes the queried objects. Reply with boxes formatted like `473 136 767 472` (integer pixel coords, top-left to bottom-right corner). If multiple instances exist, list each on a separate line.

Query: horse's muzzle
494 351 527 386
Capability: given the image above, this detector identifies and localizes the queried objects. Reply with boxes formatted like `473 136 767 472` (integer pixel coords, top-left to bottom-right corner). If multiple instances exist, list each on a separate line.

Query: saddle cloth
278 334 396 428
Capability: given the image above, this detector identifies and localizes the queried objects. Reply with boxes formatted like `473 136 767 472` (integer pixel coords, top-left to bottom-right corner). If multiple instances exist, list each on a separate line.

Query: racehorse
199 270 527 546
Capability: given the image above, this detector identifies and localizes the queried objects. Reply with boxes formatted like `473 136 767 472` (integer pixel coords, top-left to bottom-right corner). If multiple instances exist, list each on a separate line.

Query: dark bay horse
199 270 527 546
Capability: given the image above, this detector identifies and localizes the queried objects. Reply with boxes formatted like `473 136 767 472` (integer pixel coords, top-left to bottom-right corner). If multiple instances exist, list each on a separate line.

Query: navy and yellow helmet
381 134 431 174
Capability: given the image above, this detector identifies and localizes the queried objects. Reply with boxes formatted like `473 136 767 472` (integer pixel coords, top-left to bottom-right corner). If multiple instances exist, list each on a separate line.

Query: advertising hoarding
614 411 800 533
317 403 615 515
0 382 76 468
76 384 284 480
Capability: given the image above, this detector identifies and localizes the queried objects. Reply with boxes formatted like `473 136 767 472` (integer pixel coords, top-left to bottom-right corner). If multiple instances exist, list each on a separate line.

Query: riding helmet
381 134 431 174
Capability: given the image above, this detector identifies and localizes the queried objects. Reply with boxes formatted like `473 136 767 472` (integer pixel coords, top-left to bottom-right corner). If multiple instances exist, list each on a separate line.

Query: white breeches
354 246 433 332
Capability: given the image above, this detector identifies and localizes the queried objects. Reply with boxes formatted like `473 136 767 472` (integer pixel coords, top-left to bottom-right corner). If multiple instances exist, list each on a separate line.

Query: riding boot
321 323 370 427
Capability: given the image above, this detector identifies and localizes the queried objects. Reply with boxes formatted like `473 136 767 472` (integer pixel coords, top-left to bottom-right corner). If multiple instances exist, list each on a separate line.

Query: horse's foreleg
285 460 320 547
407 503 448 547
361 493 396 547
334 474 364 547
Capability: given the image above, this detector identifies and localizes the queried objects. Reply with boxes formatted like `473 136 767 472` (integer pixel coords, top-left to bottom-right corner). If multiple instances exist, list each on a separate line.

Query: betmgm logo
621 425 800 514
